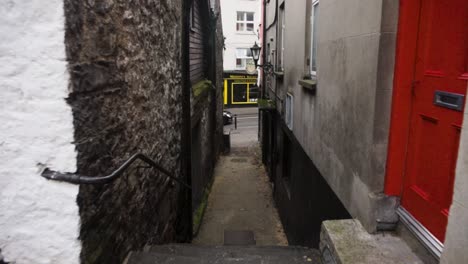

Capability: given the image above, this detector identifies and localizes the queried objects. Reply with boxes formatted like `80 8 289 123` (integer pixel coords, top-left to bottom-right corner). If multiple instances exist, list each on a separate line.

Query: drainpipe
266 0 279 31
181 0 193 242
273 0 279 111
261 0 267 99
262 0 278 99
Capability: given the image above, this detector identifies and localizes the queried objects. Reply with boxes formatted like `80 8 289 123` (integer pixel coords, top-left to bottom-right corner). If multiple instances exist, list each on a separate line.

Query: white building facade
220 0 261 71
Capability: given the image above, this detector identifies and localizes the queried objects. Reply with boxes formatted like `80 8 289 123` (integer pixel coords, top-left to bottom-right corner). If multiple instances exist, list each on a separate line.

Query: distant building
220 0 261 107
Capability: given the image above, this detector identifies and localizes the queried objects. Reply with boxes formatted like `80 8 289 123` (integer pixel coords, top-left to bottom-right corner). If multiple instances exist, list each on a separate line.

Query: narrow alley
1 0 468 264
125 107 322 263
194 108 287 246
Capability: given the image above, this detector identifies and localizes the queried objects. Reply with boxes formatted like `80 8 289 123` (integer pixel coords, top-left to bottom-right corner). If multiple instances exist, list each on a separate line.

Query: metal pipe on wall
180 0 194 242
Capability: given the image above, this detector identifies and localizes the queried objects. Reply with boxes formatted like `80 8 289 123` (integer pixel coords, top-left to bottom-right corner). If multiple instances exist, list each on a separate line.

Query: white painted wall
0 1 80 263
220 0 261 71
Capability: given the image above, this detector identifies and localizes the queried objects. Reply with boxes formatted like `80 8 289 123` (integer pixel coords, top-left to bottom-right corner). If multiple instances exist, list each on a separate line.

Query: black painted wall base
263 111 351 248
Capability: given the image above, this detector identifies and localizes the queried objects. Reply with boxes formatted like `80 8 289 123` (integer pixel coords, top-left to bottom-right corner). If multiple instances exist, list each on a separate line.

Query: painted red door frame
384 0 422 196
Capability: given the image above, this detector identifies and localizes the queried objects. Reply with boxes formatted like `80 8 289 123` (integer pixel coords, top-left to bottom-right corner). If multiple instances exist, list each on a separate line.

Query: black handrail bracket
40 153 191 189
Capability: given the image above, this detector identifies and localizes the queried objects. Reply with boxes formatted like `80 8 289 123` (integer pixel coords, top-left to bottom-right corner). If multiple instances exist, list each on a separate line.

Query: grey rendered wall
441 96 468 263
264 0 278 103
293 0 399 232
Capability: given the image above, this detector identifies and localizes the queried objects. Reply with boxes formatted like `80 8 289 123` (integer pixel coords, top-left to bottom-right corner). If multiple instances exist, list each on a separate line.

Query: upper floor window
277 4 285 71
310 0 319 75
190 2 196 30
236 48 253 69
237 12 255 32
285 93 293 130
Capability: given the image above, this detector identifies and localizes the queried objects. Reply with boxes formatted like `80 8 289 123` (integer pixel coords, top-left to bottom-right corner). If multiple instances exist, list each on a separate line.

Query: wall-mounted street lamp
250 42 274 71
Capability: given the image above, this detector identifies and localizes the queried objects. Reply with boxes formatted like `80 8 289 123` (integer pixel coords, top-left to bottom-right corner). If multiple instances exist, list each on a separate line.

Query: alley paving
224 107 259 148
193 107 288 246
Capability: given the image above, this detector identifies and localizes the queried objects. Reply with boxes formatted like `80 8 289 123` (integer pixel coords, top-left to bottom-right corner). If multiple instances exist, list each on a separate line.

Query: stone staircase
124 244 321 264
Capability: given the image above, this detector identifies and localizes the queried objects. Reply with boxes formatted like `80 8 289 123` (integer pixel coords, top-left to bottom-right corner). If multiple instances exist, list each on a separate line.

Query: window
285 93 293 130
282 135 292 199
190 2 196 30
277 5 285 71
235 48 253 69
310 0 319 75
236 12 255 32
267 43 271 63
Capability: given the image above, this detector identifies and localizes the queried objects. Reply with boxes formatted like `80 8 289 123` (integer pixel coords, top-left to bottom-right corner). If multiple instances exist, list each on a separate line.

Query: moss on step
192 179 214 236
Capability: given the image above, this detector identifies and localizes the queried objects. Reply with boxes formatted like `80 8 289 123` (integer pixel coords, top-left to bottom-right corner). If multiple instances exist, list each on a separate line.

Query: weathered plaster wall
63 1 187 263
441 97 468 263
263 0 278 104
0 1 80 263
297 0 400 232
265 0 399 232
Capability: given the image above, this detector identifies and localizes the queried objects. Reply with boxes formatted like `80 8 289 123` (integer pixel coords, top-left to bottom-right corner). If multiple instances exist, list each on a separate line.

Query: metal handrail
41 153 191 189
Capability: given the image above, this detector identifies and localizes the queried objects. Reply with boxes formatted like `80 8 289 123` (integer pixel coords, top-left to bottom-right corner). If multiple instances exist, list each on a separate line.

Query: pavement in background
193 107 287 246
224 107 258 148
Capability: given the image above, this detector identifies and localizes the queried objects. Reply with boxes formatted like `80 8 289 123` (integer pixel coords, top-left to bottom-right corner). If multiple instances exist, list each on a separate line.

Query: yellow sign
229 75 255 79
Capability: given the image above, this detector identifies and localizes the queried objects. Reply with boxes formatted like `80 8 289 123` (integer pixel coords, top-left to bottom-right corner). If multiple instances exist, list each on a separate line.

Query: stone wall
0 1 80 263
64 1 188 263
190 0 224 215
213 0 225 156
441 94 468 263
191 92 215 210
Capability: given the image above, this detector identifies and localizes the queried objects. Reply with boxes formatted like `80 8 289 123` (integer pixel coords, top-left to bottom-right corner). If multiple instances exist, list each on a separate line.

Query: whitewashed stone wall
0 1 80 263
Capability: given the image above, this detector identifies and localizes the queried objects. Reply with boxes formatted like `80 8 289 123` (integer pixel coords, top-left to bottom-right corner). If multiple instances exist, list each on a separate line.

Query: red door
401 0 468 242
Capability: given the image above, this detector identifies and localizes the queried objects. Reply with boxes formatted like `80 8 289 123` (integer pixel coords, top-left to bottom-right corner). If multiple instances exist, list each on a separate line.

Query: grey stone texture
193 146 288 246
125 244 321 264
213 0 225 157
191 91 217 209
190 0 225 223
309 0 399 232
320 220 426 264
441 95 468 264
265 0 400 233
64 1 189 263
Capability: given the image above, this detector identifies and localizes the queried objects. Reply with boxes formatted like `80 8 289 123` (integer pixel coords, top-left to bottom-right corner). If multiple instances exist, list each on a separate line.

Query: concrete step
320 219 433 264
125 252 204 264
125 244 321 264
149 244 316 258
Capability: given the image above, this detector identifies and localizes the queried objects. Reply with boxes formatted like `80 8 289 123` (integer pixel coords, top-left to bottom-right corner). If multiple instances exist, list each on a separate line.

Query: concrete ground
224 107 259 148
193 107 288 246
320 220 433 264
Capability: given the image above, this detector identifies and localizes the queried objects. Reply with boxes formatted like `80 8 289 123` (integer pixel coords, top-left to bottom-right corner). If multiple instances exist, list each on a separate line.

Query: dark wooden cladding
190 0 209 84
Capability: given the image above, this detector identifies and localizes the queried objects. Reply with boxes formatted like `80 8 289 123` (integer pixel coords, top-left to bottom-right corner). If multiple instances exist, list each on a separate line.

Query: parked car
223 110 233 125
